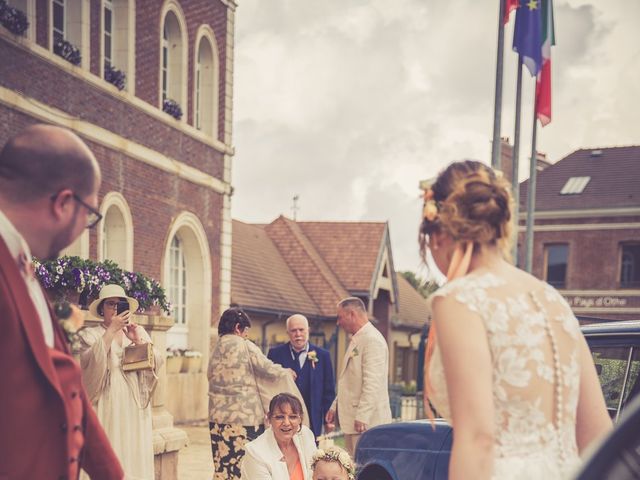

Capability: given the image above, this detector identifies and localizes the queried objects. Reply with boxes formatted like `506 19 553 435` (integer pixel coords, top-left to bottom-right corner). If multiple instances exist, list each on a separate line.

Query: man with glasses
0 124 123 479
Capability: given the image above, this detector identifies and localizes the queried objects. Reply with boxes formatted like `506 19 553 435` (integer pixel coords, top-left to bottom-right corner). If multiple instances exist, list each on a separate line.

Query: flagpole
491 0 507 169
511 55 523 265
525 101 538 273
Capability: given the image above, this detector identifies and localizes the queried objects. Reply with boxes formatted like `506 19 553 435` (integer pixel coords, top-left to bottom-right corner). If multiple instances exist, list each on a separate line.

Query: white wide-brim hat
88 284 139 318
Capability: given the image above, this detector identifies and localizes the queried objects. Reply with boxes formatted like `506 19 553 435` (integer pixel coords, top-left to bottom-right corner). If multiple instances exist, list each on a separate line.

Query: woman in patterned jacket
208 307 305 480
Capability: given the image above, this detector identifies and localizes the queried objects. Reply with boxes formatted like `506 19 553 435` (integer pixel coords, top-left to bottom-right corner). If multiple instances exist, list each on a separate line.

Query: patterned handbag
122 342 154 371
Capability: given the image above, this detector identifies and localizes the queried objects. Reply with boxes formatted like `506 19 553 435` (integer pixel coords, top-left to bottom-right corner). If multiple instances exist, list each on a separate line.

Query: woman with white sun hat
76 284 161 480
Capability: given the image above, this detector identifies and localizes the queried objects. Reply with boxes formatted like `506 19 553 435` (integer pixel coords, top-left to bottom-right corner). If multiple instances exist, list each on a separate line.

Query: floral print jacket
208 334 289 427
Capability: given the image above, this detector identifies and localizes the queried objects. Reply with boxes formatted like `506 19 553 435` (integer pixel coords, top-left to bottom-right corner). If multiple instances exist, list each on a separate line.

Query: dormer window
560 176 590 195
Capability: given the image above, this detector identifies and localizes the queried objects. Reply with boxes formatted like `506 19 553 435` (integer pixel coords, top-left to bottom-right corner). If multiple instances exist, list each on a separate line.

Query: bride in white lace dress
419 160 612 479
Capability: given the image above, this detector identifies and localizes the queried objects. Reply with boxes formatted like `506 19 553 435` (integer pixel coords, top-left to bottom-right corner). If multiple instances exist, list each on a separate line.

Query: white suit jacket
241 425 316 480
332 322 392 434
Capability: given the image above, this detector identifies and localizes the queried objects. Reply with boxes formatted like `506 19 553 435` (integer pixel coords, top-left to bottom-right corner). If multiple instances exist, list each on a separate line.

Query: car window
591 347 632 421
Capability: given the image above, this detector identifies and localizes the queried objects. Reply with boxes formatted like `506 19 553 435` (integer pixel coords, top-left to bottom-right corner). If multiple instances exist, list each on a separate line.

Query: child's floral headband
422 187 439 222
311 447 356 480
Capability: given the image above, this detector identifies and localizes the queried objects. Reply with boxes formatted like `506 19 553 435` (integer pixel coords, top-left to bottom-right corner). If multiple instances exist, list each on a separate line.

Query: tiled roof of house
392 273 430 329
231 220 319 316
519 146 640 211
231 217 393 319
297 221 388 293
264 216 350 317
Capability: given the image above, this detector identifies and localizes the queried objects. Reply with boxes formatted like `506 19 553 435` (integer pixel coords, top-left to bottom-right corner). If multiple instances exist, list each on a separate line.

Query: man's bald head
0 124 100 203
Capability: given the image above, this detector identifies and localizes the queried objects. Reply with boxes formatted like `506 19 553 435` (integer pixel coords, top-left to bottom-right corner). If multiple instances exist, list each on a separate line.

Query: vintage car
355 320 640 480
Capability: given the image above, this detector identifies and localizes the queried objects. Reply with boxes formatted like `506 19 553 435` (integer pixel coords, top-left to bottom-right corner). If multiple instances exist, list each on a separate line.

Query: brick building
518 146 640 321
0 0 238 467
1 0 237 350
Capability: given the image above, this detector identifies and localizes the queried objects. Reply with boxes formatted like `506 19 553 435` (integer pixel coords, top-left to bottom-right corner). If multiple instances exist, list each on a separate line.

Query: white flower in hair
311 446 356 480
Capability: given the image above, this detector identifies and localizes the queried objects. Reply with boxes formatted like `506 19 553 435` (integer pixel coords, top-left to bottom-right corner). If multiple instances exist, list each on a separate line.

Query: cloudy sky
231 0 640 275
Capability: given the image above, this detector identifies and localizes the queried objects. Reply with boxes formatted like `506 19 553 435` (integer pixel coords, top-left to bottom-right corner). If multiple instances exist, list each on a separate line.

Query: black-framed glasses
51 191 103 229
72 194 103 229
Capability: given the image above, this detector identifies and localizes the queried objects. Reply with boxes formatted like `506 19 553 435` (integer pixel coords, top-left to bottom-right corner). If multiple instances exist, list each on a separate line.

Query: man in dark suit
268 314 335 438
0 124 124 479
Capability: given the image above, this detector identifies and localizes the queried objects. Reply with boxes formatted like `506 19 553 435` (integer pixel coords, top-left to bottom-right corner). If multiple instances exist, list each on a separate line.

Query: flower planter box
181 356 202 373
166 355 183 374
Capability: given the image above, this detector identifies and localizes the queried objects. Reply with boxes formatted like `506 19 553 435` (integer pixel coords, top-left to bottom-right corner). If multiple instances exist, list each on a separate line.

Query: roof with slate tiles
519 146 640 212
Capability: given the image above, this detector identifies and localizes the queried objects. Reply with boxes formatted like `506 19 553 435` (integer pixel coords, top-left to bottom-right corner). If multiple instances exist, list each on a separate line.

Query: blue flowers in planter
53 38 82 66
162 98 183 120
105 63 126 91
0 0 29 36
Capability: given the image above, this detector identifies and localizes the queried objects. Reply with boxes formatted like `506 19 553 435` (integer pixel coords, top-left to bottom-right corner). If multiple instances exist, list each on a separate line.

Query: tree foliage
400 271 439 298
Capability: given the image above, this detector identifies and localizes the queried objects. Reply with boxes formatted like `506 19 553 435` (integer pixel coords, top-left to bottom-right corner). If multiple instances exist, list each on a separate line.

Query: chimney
536 152 551 172
499 137 514 185
498 137 550 182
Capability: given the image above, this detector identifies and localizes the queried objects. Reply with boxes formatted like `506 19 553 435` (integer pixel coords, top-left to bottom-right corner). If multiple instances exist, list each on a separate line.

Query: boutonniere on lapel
349 346 359 359
307 350 319 369
54 301 85 349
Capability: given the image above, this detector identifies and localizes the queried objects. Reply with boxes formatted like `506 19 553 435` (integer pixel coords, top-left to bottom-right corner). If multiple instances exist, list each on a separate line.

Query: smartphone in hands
116 300 130 316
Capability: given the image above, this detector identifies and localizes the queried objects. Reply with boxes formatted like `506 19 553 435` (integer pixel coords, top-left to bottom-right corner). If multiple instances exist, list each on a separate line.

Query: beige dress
77 325 160 480
428 271 583 479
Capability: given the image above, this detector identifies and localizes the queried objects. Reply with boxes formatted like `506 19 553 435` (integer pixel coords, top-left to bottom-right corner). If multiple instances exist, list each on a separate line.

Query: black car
355 319 640 480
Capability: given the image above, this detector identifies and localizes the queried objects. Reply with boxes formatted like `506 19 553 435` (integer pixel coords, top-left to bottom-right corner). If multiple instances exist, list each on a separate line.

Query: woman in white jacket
242 393 317 480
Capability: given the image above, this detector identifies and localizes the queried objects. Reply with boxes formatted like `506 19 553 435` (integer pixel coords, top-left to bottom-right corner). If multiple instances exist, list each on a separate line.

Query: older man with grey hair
325 297 391 456
268 313 336 438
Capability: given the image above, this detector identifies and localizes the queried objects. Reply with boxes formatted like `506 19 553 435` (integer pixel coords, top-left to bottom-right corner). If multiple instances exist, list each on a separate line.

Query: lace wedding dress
429 271 583 479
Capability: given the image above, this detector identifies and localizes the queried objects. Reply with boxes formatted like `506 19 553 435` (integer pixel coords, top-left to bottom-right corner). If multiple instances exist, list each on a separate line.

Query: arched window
101 207 127 267
50 0 89 69
98 192 134 270
159 2 187 117
163 212 212 355
169 235 187 327
101 0 135 92
193 27 219 137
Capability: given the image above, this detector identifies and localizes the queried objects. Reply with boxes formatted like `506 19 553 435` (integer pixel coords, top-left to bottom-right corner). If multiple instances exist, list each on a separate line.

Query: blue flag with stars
513 0 543 76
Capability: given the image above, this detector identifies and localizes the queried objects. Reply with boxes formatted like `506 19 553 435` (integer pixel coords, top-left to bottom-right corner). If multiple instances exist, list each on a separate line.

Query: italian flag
536 0 555 126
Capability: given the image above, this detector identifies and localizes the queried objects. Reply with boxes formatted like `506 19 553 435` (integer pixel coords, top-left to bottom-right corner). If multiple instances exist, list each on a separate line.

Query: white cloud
232 0 640 272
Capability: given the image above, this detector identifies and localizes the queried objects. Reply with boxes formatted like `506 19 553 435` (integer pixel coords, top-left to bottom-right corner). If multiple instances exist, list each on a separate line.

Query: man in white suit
325 297 392 456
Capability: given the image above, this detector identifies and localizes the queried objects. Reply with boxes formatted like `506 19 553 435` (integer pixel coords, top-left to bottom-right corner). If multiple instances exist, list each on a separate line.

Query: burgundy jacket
0 237 124 480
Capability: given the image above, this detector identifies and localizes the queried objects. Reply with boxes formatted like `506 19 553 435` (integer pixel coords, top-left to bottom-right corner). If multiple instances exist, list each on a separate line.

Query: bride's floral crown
311 447 356 480
422 187 439 223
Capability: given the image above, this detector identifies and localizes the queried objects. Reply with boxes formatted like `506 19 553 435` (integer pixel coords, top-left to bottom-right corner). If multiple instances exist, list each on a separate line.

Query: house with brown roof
231 216 427 382
517 145 640 321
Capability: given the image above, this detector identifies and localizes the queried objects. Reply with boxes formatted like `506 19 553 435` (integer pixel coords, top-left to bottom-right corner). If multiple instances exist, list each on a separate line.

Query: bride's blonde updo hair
419 160 514 260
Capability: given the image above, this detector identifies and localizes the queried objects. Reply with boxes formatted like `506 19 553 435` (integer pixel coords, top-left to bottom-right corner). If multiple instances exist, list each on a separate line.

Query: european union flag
513 0 543 76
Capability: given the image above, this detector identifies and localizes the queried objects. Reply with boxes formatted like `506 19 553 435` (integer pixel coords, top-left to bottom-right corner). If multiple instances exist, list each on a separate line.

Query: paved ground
177 423 212 480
